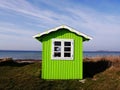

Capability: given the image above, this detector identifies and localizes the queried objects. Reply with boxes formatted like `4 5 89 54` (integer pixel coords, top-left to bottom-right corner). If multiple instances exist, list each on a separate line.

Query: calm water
0 51 42 60
0 50 120 60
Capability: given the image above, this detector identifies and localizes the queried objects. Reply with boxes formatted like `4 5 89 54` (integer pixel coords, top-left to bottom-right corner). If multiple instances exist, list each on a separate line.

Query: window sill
51 57 73 60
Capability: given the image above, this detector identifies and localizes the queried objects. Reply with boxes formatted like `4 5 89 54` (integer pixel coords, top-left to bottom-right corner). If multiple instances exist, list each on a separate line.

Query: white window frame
51 39 74 60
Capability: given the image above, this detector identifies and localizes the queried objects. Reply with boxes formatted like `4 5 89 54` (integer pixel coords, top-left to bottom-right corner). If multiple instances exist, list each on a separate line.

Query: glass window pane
64 47 71 51
64 42 71 46
64 53 71 57
54 52 61 57
54 41 61 46
54 47 61 51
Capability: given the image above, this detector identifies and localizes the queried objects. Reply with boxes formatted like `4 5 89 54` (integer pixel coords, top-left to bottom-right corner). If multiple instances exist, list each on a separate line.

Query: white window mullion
52 40 54 58
61 40 64 59
71 40 74 59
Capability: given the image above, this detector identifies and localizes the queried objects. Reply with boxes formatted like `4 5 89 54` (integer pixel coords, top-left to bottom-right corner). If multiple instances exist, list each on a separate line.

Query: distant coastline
0 50 120 60
0 50 42 52
1 50 120 52
84 51 120 53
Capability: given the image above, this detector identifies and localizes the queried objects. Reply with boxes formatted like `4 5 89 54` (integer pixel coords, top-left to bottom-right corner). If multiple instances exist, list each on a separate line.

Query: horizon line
1 50 120 52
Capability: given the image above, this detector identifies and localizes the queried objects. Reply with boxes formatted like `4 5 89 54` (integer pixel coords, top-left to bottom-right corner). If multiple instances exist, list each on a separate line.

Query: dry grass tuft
84 56 120 67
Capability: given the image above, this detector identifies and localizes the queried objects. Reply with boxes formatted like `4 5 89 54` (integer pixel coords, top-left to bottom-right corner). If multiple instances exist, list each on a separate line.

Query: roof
33 25 92 41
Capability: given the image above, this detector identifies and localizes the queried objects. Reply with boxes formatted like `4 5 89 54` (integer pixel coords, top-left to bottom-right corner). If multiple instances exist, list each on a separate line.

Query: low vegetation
0 56 120 90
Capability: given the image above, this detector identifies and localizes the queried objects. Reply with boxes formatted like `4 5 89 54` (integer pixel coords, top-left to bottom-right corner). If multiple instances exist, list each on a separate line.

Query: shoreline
15 59 41 63
0 55 120 63
0 58 41 63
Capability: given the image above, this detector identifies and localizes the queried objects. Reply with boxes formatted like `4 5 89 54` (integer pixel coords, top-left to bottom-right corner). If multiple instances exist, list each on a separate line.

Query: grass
0 56 120 90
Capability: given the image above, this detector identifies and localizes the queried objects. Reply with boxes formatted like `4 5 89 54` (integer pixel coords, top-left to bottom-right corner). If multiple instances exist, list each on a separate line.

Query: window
52 39 74 60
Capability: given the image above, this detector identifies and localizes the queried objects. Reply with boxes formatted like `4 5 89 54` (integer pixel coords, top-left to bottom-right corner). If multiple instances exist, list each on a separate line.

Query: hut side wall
41 29 83 79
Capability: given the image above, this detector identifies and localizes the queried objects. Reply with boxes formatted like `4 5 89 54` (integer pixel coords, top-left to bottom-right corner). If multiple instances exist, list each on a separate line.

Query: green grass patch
0 59 120 90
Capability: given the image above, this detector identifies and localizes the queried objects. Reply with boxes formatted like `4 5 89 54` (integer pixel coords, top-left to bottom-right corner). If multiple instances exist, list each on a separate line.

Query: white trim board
51 39 74 60
33 25 92 40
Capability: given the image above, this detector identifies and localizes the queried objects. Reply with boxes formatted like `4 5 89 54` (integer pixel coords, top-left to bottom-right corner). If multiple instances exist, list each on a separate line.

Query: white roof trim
33 25 92 40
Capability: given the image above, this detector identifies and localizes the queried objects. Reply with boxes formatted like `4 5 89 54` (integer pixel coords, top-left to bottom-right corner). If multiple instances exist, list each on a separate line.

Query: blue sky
0 0 120 51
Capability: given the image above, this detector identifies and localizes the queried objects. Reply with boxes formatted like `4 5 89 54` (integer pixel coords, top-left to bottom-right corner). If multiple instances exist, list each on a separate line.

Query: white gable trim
33 25 92 40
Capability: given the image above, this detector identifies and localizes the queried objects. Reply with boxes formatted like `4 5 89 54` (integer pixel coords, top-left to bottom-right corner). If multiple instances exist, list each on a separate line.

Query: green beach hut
34 25 92 79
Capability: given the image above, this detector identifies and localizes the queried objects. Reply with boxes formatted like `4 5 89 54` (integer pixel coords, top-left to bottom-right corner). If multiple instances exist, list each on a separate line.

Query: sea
0 50 120 60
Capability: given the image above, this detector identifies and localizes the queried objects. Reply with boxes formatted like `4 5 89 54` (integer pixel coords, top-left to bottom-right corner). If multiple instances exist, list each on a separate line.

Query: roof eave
33 25 92 41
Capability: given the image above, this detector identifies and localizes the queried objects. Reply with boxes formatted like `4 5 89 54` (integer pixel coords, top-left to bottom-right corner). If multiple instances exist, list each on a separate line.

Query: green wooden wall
40 29 83 79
